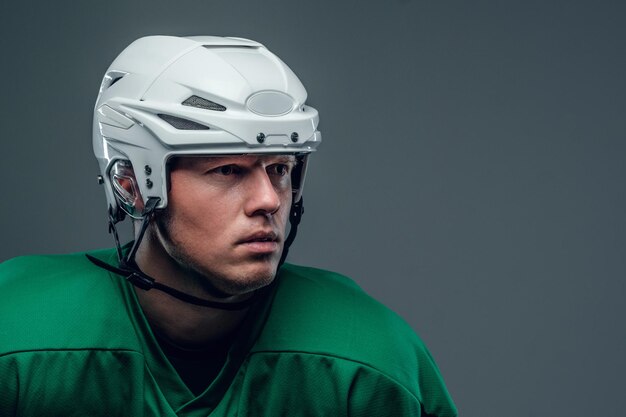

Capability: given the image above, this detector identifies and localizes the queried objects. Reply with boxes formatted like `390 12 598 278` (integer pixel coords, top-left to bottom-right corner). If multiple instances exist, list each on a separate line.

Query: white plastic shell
93 36 321 217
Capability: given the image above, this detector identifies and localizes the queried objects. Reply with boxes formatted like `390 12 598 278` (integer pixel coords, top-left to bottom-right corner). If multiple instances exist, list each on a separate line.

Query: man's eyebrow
270 155 297 165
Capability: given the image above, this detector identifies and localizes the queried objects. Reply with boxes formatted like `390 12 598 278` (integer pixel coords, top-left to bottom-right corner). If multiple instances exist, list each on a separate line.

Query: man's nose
244 169 281 217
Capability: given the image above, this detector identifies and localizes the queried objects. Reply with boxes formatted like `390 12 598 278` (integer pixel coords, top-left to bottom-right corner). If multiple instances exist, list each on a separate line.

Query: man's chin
207 262 278 296
212 275 275 297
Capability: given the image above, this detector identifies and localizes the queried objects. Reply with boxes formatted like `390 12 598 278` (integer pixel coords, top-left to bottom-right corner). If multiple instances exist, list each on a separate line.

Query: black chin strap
87 196 304 310
85 253 258 310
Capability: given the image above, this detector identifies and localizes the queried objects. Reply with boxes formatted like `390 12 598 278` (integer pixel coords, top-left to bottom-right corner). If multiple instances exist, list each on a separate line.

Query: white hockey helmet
93 35 321 221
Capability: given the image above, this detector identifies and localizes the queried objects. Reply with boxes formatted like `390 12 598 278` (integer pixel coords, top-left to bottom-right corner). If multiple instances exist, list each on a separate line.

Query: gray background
1 1 625 415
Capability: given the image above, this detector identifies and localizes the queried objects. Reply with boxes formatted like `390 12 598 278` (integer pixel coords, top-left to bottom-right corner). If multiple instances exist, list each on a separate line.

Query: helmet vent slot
182 95 227 112
109 76 124 87
158 114 210 130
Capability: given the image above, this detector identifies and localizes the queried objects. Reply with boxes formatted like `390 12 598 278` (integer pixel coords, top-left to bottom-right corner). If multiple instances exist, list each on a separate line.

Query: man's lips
237 230 280 244
236 231 281 254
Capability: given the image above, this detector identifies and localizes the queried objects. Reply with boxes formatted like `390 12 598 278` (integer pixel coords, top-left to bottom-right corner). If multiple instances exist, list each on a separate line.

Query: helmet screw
97 175 104 185
291 132 299 142
256 132 266 143
146 179 153 189
144 165 152 175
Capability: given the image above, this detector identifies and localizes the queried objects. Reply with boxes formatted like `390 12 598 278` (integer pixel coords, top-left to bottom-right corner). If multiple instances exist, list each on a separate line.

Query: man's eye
216 165 239 175
269 164 290 176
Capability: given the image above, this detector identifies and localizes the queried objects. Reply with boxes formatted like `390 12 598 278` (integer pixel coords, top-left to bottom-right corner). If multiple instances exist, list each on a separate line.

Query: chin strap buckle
290 198 304 226
127 272 155 290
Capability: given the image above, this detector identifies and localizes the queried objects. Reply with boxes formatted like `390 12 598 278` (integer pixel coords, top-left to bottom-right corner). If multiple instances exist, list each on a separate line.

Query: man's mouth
239 231 279 244
237 231 281 254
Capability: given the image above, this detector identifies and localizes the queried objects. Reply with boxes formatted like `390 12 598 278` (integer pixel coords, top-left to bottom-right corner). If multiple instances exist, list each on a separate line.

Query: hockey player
0 35 457 416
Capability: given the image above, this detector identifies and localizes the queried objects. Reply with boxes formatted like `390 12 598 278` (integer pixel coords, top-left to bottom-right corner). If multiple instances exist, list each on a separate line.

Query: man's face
153 154 296 296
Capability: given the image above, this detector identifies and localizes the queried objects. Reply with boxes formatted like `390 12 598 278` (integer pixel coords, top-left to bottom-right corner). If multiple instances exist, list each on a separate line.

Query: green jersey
0 248 457 416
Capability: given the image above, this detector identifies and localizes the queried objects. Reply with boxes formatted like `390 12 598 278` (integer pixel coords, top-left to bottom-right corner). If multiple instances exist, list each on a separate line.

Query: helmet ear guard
109 160 145 222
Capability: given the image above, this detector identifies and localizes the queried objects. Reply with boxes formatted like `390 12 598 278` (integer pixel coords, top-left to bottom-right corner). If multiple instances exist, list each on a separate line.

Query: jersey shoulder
0 249 139 355
262 263 423 352
256 263 453 407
